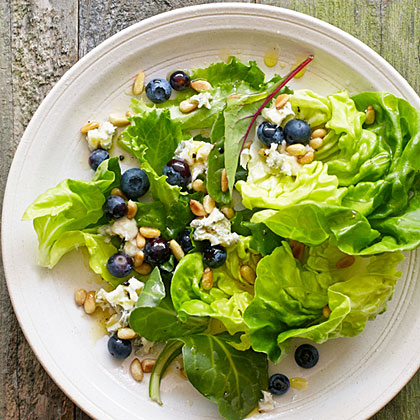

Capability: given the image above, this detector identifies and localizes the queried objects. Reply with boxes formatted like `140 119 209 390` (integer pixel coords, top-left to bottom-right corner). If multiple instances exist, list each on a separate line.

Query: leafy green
180 334 268 420
191 57 266 90
120 111 186 173
207 137 230 204
129 268 208 342
242 222 283 256
243 242 403 362
149 340 183 405
23 158 120 267
171 251 254 337
48 231 126 287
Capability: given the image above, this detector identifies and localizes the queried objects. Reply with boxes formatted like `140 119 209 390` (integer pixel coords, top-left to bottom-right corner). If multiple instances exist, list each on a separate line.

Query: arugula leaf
180 333 268 420
23 158 120 267
129 267 208 342
134 201 167 232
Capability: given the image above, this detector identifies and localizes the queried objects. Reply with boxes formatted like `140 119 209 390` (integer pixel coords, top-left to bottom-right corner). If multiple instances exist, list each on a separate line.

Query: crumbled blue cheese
190 208 240 246
174 139 214 184
262 99 295 126
264 142 302 176
110 217 138 241
190 92 213 109
86 121 116 151
95 277 144 332
123 238 139 257
258 391 274 413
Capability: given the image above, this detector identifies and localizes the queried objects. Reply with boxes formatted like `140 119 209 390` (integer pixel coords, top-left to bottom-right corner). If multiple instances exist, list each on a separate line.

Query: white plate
2 3 420 420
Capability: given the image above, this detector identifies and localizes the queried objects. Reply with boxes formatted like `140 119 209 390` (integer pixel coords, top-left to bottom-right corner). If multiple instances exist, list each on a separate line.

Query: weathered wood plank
78 0 254 56
0 0 78 419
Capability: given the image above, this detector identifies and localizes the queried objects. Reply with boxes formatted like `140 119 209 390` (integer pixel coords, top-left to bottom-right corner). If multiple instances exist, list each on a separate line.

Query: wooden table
0 1 419 419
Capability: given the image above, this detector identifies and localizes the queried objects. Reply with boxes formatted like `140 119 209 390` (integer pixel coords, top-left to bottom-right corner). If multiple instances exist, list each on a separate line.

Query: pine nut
227 94 241 99
118 327 138 340
336 255 355 269
291 241 305 261
136 232 146 249
134 263 152 275
126 110 135 118
139 226 161 238
258 147 267 157
203 195 216 214
275 93 290 109
201 268 213 290
192 179 207 193
221 169 228 193
290 377 308 391
74 289 87 306
309 137 324 149
141 359 156 373
286 144 307 156
132 71 145 96
189 200 206 217
134 250 144 267
221 206 235 219
191 79 212 92
130 358 144 382
322 305 332 318
111 188 128 201
126 200 138 219
298 151 314 165
365 105 375 125
311 128 327 139
179 100 198 113
81 120 99 134
240 265 256 284
170 240 185 261
109 113 130 127
84 291 96 314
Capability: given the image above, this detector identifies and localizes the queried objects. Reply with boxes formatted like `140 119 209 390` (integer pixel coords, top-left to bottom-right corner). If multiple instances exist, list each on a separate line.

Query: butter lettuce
22 157 121 267
243 242 403 362
170 239 260 344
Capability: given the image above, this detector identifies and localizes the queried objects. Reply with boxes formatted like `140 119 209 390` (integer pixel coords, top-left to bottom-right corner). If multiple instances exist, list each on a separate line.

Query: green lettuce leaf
23 158 121 267
170 245 256 338
243 242 403 362
129 267 208 342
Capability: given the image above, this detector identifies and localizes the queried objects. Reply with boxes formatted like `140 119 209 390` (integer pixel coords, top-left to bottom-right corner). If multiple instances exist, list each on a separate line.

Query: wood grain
0 0 419 419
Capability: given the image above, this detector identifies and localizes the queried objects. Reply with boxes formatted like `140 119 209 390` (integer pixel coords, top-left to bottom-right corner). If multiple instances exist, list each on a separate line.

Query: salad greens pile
23 57 420 420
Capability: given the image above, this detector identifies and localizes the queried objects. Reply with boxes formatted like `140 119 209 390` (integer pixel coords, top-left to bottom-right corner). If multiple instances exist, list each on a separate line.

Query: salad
23 55 420 420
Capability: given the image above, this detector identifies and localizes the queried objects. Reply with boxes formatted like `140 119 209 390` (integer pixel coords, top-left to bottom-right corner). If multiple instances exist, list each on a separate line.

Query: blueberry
257 121 284 146
179 228 194 253
162 159 191 189
146 78 172 103
144 237 171 266
120 168 150 200
269 374 290 395
107 334 132 359
294 344 319 368
89 149 109 170
169 70 191 91
103 195 127 220
107 252 133 278
203 245 226 268
283 119 311 145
